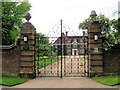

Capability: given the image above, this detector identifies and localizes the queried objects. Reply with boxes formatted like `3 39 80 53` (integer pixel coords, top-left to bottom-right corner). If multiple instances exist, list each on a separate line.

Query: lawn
36 55 60 69
0 76 29 87
92 75 120 86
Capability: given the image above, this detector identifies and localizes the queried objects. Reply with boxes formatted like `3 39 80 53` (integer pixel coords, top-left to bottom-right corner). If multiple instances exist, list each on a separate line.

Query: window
67 44 71 47
80 39 83 43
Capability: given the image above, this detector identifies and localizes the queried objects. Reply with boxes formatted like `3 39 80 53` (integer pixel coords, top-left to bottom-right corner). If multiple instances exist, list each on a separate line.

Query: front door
74 50 77 56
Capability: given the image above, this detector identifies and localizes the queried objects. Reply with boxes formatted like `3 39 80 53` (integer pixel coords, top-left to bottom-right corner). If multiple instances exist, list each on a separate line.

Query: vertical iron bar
38 35 40 76
57 44 59 76
61 19 62 78
56 37 59 76
34 31 36 77
83 31 86 76
87 33 89 77
71 56 72 75
43 39 46 76
70 44 72 76
64 36 65 76
77 58 79 76
78 42 81 76
77 44 79 74
77 42 79 76
51 40 53 76
44 54 46 76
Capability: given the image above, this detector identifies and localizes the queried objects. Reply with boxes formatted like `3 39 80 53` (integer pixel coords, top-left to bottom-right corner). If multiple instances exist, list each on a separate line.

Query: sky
28 0 119 37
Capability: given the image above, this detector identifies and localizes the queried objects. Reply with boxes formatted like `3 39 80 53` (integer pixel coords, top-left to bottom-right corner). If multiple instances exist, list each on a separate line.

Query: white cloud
28 0 119 36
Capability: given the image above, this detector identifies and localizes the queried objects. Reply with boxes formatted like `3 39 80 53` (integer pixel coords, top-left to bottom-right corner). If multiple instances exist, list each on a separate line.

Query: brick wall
2 44 21 76
103 44 120 74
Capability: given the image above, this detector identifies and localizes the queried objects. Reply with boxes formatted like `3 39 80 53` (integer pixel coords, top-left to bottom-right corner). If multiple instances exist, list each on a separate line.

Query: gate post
88 10 103 77
19 13 36 78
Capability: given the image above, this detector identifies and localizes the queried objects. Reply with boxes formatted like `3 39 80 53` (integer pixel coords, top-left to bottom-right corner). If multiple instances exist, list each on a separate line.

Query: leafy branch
79 14 119 51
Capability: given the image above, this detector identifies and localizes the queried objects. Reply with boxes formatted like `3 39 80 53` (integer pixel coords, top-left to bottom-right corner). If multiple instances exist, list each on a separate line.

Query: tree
2 1 31 45
79 14 119 51
36 33 53 56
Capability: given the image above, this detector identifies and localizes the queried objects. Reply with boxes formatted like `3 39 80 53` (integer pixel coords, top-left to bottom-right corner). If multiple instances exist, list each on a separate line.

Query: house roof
53 33 86 45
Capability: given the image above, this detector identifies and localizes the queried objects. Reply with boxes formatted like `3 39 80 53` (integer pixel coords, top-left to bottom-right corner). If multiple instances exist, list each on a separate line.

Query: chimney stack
62 33 65 37
66 31 68 36
83 31 85 36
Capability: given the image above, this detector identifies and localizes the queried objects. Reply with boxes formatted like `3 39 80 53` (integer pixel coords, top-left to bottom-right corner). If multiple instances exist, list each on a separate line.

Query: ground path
4 77 118 88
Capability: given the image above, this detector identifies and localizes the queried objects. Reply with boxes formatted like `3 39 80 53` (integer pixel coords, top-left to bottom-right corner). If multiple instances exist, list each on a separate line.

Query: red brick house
53 32 86 55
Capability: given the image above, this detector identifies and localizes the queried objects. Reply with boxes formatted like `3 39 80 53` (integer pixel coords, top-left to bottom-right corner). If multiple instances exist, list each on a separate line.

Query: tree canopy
2 1 31 45
79 14 119 51
36 33 53 56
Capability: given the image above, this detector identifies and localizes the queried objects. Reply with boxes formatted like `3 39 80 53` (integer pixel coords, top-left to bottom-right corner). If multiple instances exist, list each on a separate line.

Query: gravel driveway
36 55 88 77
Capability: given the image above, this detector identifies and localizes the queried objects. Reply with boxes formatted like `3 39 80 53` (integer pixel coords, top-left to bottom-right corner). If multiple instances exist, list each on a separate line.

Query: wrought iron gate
36 20 88 77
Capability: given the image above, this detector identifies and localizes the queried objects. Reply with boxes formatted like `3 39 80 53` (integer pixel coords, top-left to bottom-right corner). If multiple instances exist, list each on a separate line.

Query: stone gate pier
88 10 103 77
19 13 36 78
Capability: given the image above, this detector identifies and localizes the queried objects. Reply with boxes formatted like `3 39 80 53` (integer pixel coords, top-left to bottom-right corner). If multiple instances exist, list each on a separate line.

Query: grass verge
0 76 29 87
92 75 120 86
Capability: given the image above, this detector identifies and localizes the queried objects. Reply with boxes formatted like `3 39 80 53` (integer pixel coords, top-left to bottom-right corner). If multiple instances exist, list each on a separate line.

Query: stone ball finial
24 12 31 21
90 10 97 18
